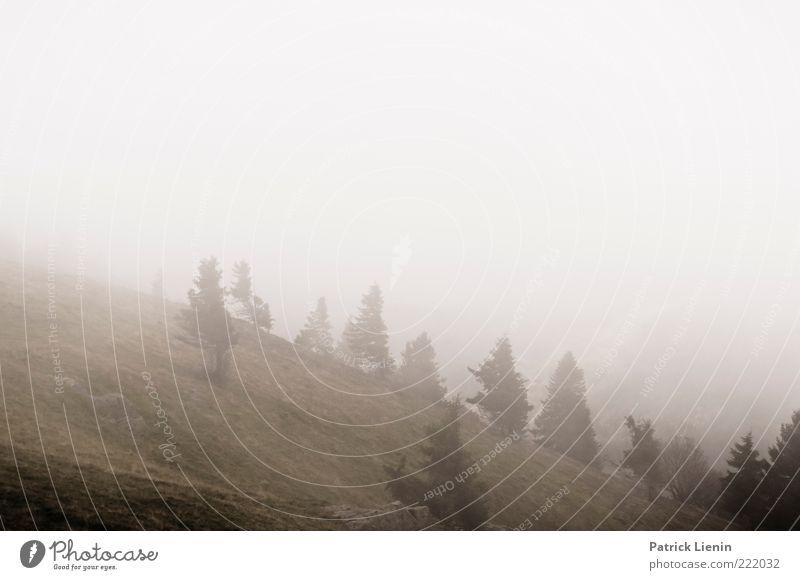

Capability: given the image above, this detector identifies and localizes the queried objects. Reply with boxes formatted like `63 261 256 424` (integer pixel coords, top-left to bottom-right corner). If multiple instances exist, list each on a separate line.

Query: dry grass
0 258 729 530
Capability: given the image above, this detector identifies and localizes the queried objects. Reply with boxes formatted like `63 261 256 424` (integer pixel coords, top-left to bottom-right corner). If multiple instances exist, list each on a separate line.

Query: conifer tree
230 260 252 308
252 295 273 333
397 332 445 401
342 284 393 374
230 260 272 332
532 352 599 464
762 410 800 530
719 432 769 527
180 256 238 383
295 297 334 355
621 415 663 500
424 397 488 529
467 337 531 435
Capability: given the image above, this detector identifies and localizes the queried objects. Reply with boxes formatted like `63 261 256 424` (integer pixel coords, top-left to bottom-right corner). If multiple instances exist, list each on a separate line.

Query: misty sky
2 1 800 453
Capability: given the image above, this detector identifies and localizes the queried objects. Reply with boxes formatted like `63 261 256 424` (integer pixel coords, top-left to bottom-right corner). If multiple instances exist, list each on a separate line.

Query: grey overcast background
1 1 800 456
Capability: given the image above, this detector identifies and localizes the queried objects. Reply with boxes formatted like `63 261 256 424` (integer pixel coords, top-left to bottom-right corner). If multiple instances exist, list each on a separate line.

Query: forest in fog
2 1 800 532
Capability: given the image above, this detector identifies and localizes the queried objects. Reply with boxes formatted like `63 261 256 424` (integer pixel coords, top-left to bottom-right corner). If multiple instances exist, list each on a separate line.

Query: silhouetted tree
151 267 163 298
342 284 393 374
661 435 711 504
295 297 333 355
532 352 599 464
467 337 531 435
397 332 445 401
719 432 769 527
230 260 273 332
621 415 663 500
180 257 238 383
762 410 800 530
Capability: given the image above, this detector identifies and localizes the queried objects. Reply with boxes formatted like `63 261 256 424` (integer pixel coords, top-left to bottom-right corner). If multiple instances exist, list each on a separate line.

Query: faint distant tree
151 267 163 298
719 432 769 527
230 261 252 309
251 295 273 333
397 332 445 401
762 410 800 530
385 397 488 529
179 256 238 384
621 415 663 500
661 435 711 504
342 284 393 374
295 297 334 355
467 337 531 436
230 260 273 332
532 352 599 464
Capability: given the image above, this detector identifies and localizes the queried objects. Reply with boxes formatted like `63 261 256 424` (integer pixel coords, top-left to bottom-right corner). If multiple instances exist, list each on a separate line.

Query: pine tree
424 397 488 529
295 297 334 355
342 284 393 374
385 397 488 529
762 410 800 530
230 260 252 308
397 332 445 401
179 257 238 383
230 260 272 332
621 415 663 500
252 295 273 333
532 352 599 464
467 337 531 435
719 432 769 527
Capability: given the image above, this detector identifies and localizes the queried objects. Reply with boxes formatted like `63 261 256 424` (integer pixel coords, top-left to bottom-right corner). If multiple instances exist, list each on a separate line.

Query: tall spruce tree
467 337 531 435
762 410 800 530
719 432 769 527
397 332 445 401
621 415 663 500
295 297 334 355
342 284 393 374
180 257 238 383
532 352 599 464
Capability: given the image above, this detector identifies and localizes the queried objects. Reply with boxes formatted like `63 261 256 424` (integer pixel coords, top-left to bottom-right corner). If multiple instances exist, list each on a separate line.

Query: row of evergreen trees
296 284 396 374
178 257 272 382
292 282 604 528
179 259 600 463
179 258 800 529
621 412 800 530
294 282 602 462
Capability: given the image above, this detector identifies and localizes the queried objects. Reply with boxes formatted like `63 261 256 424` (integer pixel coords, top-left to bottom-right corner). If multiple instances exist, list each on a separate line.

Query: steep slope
0 258 728 530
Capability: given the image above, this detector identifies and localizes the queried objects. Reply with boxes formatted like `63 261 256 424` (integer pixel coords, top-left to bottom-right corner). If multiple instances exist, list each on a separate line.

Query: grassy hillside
0 258 728 530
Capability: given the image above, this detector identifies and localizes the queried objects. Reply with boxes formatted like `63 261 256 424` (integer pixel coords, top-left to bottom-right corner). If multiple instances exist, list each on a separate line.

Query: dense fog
2 1 800 512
